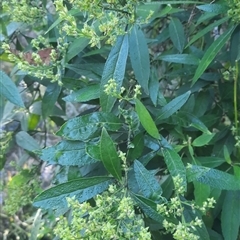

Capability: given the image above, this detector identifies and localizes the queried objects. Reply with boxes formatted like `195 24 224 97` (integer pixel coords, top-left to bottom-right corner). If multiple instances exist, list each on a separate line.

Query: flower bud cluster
3 0 46 25
118 150 128 171
222 66 236 81
157 175 216 240
53 0 153 47
3 177 40 215
227 0 240 23
172 174 185 195
0 131 13 160
2 36 67 85
231 125 240 148
104 78 141 100
163 218 203 240
54 185 151 239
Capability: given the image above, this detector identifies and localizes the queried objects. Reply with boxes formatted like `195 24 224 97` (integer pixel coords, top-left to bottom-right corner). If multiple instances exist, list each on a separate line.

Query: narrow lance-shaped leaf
162 148 187 191
186 17 229 48
37 140 99 166
156 91 191 122
66 37 89 61
0 71 24 107
187 164 240 190
42 82 61 119
183 203 210 240
193 181 211 206
192 26 236 86
100 128 122 181
134 160 162 198
135 99 160 139
100 35 129 112
158 54 200 65
127 133 144 161
131 193 164 223
169 17 185 53
34 176 111 202
63 84 100 102
44 8 80 34
221 190 240 240
33 177 112 212
149 67 159 106
15 131 41 151
56 112 123 141
192 132 215 147
129 25 150 94
230 25 240 63
65 63 104 80
196 3 228 14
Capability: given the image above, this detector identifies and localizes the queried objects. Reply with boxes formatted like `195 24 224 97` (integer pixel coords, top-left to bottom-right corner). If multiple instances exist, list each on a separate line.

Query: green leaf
83 46 112 57
153 5 174 19
188 115 210 133
44 17 62 34
100 128 122 181
42 82 61 119
127 133 144 161
221 191 240 240
156 91 191 122
139 151 157 166
127 169 140 194
63 84 100 102
196 3 228 14
223 145 232 164
192 26 236 86
195 156 225 168
66 37 89 61
0 71 24 107
65 63 104 80
192 132 215 147
131 193 164 223
134 160 162 198
15 131 41 151
193 91 210 117
136 0 203 19
161 175 174 199
187 165 240 190
0 53 14 62
149 68 159 106
129 25 150 94
158 54 200 65
186 17 229 48
28 114 40 130
183 204 210 240
33 177 112 212
44 8 80 34
86 143 101 160
234 166 240 179
162 148 187 190
100 35 129 112
7 169 33 188
30 209 42 240
196 12 217 26
193 181 211 206
230 25 240 63
169 17 185 53
56 112 123 141
135 99 160 139
38 140 99 166
136 2 161 19
208 230 223 240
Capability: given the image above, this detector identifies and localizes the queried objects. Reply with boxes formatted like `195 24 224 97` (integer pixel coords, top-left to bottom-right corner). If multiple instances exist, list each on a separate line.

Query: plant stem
234 61 238 134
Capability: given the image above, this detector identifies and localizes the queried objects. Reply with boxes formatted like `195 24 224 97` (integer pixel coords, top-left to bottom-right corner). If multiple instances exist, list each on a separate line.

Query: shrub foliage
1 0 240 239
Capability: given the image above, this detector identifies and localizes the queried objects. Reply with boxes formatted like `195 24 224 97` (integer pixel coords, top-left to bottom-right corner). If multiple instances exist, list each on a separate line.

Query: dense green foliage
1 0 240 239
